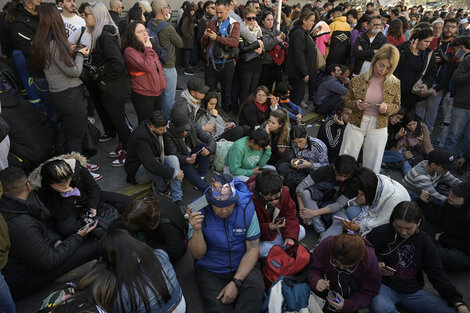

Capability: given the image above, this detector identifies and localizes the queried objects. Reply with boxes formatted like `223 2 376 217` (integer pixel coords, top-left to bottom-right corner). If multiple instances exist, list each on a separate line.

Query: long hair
32 3 74 68
87 1 119 49
388 18 403 38
389 201 423 225
351 167 378 205
238 85 272 118
76 229 172 312
122 21 145 52
364 44 400 84
269 109 290 145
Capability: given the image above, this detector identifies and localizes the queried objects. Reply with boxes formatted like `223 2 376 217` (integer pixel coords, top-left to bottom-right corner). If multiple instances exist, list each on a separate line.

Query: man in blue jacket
187 174 264 313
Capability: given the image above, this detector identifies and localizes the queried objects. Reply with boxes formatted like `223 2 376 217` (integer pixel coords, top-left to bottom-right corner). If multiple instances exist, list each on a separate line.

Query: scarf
254 99 268 112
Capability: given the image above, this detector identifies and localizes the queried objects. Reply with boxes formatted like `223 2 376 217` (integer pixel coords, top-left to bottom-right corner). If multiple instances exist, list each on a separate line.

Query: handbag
412 51 433 97
239 40 261 63
315 44 326 70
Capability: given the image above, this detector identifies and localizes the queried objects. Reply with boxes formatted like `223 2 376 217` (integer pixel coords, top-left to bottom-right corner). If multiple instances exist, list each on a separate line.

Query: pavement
15 68 470 312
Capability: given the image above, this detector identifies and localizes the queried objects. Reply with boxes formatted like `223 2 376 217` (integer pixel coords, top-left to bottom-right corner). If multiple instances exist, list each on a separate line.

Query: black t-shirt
366 223 463 305
309 165 357 199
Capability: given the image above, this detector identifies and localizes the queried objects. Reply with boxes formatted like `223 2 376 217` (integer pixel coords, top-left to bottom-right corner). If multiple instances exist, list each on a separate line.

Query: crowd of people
0 0 470 312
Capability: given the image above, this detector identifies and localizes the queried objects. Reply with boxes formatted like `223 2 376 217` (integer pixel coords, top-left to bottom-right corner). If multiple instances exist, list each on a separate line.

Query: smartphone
336 113 342 121
333 215 350 222
293 159 304 166
194 148 203 155
78 219 97 232
274 217 286 223
188 196 209 213
385 265 397 273
75 44 87 51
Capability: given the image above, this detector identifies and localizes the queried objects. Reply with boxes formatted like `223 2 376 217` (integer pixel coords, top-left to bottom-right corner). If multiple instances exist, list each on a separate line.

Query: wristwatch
231 278 243 289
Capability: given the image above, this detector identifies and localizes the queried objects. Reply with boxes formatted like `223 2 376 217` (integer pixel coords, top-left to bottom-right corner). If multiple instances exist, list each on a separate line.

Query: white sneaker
86 162 99 171
90 171 102 181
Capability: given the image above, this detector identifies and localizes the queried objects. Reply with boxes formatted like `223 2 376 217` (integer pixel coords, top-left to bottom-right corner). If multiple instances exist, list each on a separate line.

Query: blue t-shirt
209 17 231 64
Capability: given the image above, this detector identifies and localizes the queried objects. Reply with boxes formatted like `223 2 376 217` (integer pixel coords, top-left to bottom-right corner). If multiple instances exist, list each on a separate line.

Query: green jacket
0 212 10 270
225 137 272 177
151 19 184 69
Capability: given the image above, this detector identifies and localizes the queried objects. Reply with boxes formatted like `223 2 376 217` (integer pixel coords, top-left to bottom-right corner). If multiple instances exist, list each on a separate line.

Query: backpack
212 139 233 172
147 20 173 65
270 41 289 66
0 59 20 94
263 243 310 286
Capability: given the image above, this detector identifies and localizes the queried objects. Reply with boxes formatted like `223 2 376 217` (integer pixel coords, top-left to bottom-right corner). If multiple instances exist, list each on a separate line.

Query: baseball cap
187 77 209 94
452 182 470 199
206 174 239 208
427 149 459 170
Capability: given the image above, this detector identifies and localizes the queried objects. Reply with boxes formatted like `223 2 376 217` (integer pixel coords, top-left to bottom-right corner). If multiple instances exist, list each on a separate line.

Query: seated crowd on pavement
1 0 470 312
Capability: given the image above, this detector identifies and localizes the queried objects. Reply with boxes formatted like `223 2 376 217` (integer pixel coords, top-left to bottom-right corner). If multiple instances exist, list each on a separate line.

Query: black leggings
131 90 163 124
219 125 250 142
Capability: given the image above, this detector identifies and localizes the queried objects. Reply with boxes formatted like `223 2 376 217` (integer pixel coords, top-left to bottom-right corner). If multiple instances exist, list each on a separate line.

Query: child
273 80 303 127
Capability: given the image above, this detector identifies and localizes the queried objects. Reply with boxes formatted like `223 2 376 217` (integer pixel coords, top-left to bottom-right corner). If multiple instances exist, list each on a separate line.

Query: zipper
224 219 232 272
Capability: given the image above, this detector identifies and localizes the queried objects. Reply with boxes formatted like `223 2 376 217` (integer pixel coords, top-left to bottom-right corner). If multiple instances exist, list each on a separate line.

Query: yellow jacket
325 16 351 58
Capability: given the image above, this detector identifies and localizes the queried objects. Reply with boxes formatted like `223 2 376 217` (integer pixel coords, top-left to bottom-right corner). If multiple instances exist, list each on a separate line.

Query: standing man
151 0 184 119
187 174 264 313
325 6 351 67
201 0 240 113
57 0 90 46
109 0 127 36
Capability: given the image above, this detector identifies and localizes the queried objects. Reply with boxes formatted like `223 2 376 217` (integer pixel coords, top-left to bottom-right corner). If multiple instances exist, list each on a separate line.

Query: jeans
11 50 40 107
345 205 362 220
162 67 177 119
135 155 183 202
259 225 306 257
195 266 264 313
319 209 348 241
382 150 413 175
31 77 56 120
181 144 210 192
51 85 87 153
444 107 470 159
0 272 15 313
131 90 163 124
371 283 457 313
205 61 235 112
415 89 444 134
300 188 327 234
183 48 192 72
437 92 453 147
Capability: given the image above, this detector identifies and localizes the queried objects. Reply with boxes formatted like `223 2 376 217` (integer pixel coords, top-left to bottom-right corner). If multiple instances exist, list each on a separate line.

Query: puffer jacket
0 194 84 291
260 25 282 64
28 153 101 236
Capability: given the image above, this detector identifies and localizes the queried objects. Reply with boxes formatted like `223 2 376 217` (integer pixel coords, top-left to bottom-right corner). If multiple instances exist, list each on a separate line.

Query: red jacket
200 17 240 64
123 46 167 97
246 177 299 242
387 34 405 46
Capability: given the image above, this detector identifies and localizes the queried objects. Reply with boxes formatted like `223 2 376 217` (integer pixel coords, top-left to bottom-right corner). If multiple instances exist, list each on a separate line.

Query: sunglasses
246 17 256 21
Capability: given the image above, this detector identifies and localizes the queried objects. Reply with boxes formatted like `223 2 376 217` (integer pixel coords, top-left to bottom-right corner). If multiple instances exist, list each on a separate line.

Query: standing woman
366 202 469 313
32 4 89 154
179 3 196 76
259 10 285 92
84 1 131 167
387 19 405 46
285 10 317 107
339 44 401 174
123 22 166 124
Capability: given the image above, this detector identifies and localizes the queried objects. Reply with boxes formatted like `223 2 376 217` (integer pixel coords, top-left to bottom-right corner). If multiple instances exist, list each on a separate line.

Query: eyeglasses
246 17 256 21
330 257 357 274
370 23 382 27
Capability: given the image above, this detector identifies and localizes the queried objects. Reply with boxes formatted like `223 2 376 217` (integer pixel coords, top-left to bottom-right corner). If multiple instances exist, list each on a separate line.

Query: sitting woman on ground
123 21 166 124
30 156 132 237
120 196 187 265
382 110 433 175
278 125 329 192
273 80 303 127
420 182 470 271
196 91 250 142
308 225 381 313
323 167 410 240
262 109 292 166
238 85 278 130
224 128 273 182
62 228 186 313
366 201 470 313
339 44 401 174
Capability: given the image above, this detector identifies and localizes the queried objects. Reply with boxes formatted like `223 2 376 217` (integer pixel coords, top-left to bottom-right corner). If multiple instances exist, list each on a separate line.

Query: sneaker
300 101 308 109
158 188 172 199
87 116 96 124
86 162 99 171
110 150 126 167
90 171 102 181
108 143 123 158
99 134 115 143
175 200 187 216
184 70 195 76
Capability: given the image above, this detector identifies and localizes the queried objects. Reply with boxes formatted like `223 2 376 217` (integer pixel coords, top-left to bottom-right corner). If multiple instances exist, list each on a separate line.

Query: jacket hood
102 24 120 37
334 16 347 23
28 152 87 190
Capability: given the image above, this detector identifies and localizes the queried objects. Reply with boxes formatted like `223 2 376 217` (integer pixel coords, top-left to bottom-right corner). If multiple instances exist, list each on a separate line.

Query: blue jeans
445 107 470 159
415 90 444 134
162 67 177 119
382 150 413 175
135 155 183 202
319 209 348 241
0 272 15 313
181 145 210 192
371 284 456 313
259 225 306 257
183 49 192 72
346 205 362 220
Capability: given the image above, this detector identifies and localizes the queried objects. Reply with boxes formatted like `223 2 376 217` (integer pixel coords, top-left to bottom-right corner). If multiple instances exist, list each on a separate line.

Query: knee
371 295 397 313
298 225 306 241
165 155 180 169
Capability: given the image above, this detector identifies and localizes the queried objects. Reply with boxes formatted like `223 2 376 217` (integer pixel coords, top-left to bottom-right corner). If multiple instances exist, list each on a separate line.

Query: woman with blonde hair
339 44 401 174
263 109 291 166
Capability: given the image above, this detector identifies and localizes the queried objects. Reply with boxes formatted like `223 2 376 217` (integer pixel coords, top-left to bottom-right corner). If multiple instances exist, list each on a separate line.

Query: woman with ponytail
307 222 381 313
